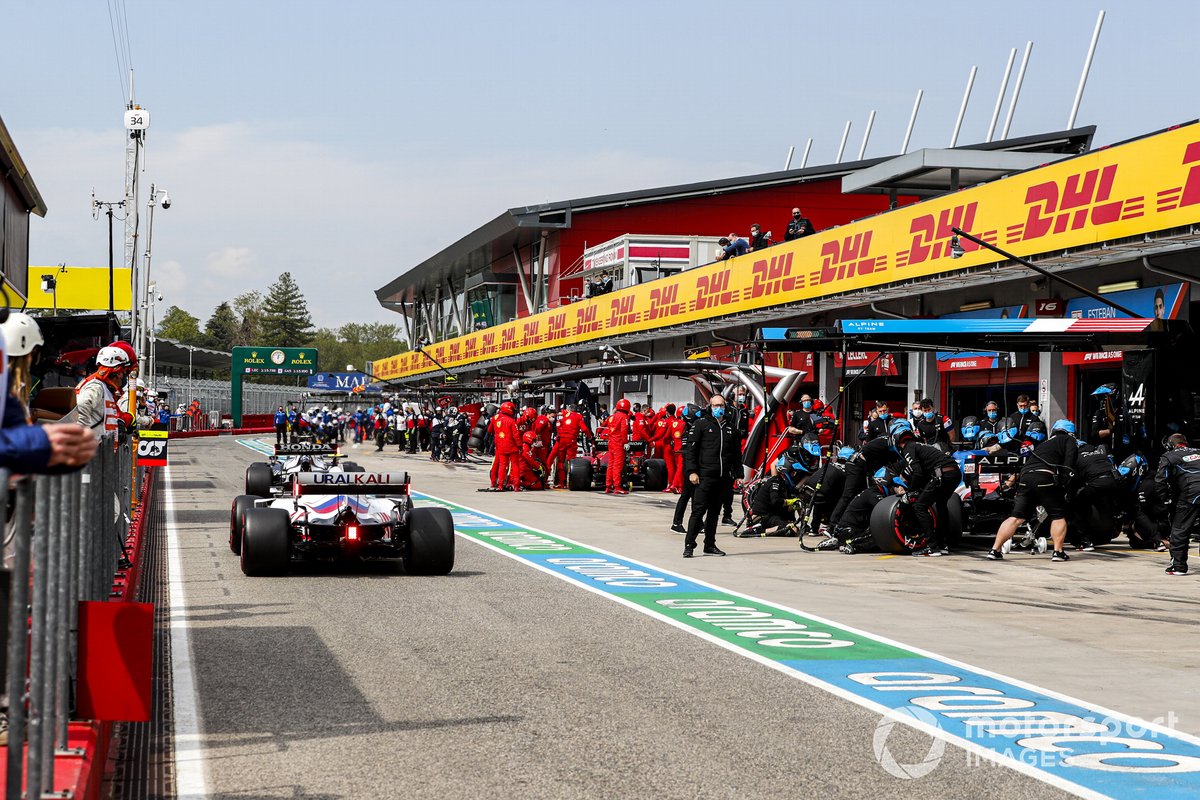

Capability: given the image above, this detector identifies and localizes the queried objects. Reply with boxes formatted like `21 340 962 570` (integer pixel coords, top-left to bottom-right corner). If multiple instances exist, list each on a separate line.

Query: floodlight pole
950 227 1139 318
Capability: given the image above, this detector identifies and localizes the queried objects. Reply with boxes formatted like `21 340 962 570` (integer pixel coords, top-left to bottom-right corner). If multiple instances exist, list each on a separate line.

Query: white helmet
96 345 131 368
0 313 44 357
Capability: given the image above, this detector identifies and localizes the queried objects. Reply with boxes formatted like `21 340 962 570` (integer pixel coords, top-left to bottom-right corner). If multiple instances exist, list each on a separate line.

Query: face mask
801 401 812 411
923 411 935 420
1030 408 1040 417
711 406 725 419
879 411 889 419
987 411 998 420
1018 407 1028 415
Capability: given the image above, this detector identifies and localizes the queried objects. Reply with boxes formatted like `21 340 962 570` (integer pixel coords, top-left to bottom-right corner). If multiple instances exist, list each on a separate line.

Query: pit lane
166 436 1199 798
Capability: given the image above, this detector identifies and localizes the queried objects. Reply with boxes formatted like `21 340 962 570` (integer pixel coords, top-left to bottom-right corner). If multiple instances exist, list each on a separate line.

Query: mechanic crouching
741 452 809 538
519 431 548 490
1156 432 1200 576
682 395 740 558
988 420 1079 563
891 420 962 557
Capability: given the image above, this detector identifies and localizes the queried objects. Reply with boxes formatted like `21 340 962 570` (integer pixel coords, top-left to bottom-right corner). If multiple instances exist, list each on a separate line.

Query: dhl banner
376 121 1200 382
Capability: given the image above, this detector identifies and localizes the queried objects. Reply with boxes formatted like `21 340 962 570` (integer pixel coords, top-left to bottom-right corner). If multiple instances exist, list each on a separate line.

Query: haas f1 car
229 471 454 577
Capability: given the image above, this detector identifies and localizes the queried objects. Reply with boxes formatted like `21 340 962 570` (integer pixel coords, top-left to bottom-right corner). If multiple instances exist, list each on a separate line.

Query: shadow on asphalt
191 624 523 742
175 602 296 623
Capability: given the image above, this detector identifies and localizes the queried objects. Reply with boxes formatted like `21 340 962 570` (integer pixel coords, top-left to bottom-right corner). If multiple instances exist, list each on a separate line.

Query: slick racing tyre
567 458 594 491
406 507 455 575
643 458 668 492
340 460 365 473
229 494 257 555
943 493 964 547
245 462 274 498
870 495 924 554
240 508 290 576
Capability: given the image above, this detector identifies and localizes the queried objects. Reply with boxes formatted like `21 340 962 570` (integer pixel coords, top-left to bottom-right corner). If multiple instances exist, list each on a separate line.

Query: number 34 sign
137 430 169 467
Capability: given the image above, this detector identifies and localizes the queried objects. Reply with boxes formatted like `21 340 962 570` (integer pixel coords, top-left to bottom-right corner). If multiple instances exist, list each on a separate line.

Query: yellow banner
26 266 133 311
376 122 1200 382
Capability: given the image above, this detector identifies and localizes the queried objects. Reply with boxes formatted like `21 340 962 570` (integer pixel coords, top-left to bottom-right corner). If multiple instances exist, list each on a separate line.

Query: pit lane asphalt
169 436 1191 799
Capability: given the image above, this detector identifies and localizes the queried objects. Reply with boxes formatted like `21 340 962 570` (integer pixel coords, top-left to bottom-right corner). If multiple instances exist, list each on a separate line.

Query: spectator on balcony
785 208 817 240
0 313 98 472
749 224 772 252
716 235 750 261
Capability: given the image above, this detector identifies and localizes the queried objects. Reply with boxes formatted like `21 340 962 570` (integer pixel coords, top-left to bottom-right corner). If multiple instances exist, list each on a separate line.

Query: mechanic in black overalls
988 419 1079 563
828 435 896 530
980 401 1005 437
914 398 955 450
670 405 700 533
893 422 962 557
1069 442 1120 550
858 400 892 443
1005 394 1036 441
1156 433 1200 576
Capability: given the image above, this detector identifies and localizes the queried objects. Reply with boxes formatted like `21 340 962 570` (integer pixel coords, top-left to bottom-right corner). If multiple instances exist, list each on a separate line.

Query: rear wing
293 472 411 496
275 444 341 457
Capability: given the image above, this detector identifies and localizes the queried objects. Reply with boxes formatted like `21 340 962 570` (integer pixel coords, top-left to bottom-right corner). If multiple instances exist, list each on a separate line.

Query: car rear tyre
245 462 273 498
407 507 455 575
643 458 668 491
942 493 964 547
240 508 290 576
567 458 593 491
229 495 257 555
341 460 365 472
870 494 914 554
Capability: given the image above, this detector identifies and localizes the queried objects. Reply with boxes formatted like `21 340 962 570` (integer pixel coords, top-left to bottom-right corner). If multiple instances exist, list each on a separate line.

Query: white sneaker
1000 539 1013 555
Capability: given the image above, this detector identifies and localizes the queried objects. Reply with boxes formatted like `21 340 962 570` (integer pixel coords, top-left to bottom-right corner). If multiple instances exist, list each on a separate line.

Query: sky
4 0 1200 330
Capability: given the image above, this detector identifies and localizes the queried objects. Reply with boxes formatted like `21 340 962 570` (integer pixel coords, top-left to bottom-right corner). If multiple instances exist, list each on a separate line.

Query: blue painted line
419 491 1200 796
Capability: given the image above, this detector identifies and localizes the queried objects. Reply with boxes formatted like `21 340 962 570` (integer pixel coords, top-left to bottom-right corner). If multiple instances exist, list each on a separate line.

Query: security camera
156 293 164 302
160 193 172 210
949 235 965 260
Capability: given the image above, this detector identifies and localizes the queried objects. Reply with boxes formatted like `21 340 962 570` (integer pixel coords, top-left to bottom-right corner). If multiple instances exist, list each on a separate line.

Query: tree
313 323 408 374
204 302 239 351
156 306 205 345
260 272 314 347
232 290 265 346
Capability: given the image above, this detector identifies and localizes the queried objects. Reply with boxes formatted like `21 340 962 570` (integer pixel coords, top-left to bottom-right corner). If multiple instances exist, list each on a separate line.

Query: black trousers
911 465 961 548
673 477 696 527
1169 498 1200 567
829 462 866 527
687 476 732 549
275 424 286 445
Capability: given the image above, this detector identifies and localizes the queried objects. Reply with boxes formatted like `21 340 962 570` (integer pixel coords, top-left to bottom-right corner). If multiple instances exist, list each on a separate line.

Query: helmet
1092 383 1118 397
521 431 537 445
1026 418 1048 442
978 432 1000 449
887 418 913 449
0 313 43 357
801 433 821 457
96 345 131 368
110 340 138 367
500 401 516 416
523 406 536 420
1051 419 1076 435
779 444 813 474
837 446 857 461
959 415 980 442
615 398 631 413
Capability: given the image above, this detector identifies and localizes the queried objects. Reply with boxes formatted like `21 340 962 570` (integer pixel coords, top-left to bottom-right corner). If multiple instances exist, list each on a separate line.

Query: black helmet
1026 417 1048 443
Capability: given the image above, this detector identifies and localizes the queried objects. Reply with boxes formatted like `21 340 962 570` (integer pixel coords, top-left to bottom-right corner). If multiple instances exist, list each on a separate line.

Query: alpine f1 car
566 438 668 492
244 442 363 498
229 471 454 576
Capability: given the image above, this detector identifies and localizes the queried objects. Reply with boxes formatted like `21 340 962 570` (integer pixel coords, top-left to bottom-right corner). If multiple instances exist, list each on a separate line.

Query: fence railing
3 434 136 799
156 377 309 419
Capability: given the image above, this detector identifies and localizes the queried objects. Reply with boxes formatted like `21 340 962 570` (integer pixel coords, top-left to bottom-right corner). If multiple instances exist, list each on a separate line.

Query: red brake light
293 480 302 498
346 525 359 541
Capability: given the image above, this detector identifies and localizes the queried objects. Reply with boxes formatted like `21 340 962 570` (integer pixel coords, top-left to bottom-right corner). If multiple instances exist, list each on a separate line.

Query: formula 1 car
229 472 454 576
566 438 668 492
244 442 363 498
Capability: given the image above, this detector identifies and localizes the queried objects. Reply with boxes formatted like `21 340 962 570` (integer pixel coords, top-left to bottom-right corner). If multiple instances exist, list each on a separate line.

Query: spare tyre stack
467 402 498 454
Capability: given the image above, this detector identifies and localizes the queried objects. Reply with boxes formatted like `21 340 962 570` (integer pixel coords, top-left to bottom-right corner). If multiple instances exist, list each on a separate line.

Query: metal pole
39 477 62 789
108 206 115 313
857 110 876 161
26 478 52 798
901 89 923 154
1068 10 1105 129
5 477 32 800
987 48 1017 142
949 66 977 147
54 476 72 749
140 189 157 365
800 138 813 168
951 226 1140 317
784 145 795 170
835 120 852 163
1002 41 1034 139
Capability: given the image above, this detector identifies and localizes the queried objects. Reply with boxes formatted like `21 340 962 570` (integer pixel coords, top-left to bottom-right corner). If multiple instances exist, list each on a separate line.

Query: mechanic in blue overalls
274 406 287 445
285 405 299 444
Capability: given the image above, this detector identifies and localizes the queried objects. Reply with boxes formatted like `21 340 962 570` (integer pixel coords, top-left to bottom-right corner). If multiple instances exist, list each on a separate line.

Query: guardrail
2 434 139 799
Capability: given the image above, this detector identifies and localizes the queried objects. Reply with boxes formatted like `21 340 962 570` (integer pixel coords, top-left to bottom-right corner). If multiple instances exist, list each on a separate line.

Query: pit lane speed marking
416 491 1200 800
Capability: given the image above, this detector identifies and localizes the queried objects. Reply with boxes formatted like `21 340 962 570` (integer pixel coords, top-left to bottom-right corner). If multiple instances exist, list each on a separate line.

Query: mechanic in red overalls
651 404 674 460
491 401 523 491
605 398 633 495
549 404 593 488
519 430 548 490
665 406 686 493
533 407 554 451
